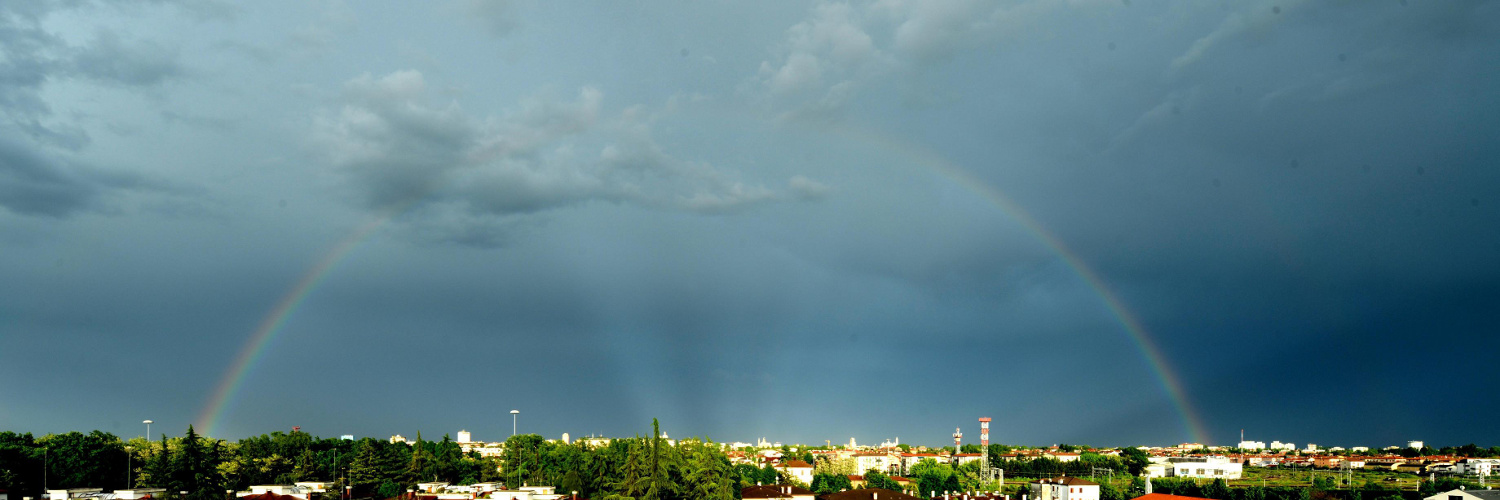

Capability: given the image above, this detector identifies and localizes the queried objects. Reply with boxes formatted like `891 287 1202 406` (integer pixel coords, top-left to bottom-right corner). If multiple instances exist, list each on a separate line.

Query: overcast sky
3 0 1498 449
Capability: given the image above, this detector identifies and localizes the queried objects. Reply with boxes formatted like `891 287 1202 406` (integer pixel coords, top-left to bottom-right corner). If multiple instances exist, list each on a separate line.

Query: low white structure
241 485 310 500
1030 477 1099 500
1409 441 1425 450
1270 441 1296 451
1423 489 1500 500
1161 456 1243 480
47 489 102 500
1458 459 1500 477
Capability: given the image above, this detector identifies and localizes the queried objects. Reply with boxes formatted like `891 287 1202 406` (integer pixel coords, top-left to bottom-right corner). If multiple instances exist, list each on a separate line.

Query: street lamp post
510 410 519 436
144 420 153 439
126 446 133 489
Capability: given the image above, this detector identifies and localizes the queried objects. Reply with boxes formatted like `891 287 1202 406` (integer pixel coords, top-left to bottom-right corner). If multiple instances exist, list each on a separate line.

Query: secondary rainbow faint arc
199 127 1210 444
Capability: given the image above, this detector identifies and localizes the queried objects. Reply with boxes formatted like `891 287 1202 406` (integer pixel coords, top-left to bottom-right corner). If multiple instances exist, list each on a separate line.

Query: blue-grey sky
3 0 1498 449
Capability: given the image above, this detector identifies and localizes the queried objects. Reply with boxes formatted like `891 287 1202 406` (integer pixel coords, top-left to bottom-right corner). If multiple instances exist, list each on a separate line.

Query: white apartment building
1458 459 1500 477
1270 441 1296 451
1238 441 1266 450
854 452 892 474
1162 456 1243 480
1030 477 1100 500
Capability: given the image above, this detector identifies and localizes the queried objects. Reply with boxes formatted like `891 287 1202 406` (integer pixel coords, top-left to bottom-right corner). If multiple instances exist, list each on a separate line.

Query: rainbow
198 123 1209 444
197 212 396 437
826 123 1211 444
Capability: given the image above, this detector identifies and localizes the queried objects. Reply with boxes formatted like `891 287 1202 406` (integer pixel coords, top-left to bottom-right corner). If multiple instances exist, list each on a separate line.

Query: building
779 460 815 485
114 490 166 500
1160 456 1243 479
1424 489 1500 500
457 430 471 443
241 485 311 500
1238 441 1266 451
1030 477 1100 500
1270 441 1296 451
1409 441 1425 450
1045 452 1081 463
47 489 103 500
953 453 985 466
1458 458 1500 477
820 489 924 500
854 452 893 474
390 435 408 444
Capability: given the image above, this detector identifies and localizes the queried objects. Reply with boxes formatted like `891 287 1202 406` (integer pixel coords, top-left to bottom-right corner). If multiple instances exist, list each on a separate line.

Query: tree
1119 447 1149 477
811 474 853 494
863 470 901 491
1204 478 1230 500
758 464 779 486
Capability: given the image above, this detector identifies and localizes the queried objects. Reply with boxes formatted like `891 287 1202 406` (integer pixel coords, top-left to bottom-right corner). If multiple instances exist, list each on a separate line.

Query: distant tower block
457 430 471 443
953 427 963 451
562 432 570 444
979 417 990 447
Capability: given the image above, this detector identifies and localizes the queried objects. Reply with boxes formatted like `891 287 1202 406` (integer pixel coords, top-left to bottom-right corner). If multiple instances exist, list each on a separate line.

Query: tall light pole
126 446 133 489
510 410 519 437
144 420 153 440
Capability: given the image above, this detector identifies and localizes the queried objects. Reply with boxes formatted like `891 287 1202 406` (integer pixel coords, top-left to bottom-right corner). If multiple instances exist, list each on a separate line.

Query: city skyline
2 1 1497 446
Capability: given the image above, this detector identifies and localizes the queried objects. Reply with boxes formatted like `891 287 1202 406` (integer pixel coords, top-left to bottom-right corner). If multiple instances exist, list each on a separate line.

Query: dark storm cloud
68 30 183 86
0 1 186 217
5 0 1499 447
316 70 820 246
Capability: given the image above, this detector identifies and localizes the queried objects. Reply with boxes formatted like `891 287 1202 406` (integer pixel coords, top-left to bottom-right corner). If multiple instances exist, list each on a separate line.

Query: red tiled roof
820 489 922 500
239 493 302 500
1134 494 1214 500
742 484 814 499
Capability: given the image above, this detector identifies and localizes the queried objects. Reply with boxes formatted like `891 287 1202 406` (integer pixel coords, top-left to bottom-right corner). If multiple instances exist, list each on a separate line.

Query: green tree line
0 419 750 500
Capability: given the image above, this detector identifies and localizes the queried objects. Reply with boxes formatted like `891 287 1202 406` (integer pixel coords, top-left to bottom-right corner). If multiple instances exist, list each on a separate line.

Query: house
1046 452 1082 463
819 489 924 500
416 483 450 494
780 460 815 485
1313 457 1344 469
855 452 894 473
1423 489 1500 500
953 454 985 466
1029 476 1100 500
849 475 866 489
740 484 815 500
1393 462 1425 474
1458 459 1500 477
901 454 943 473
